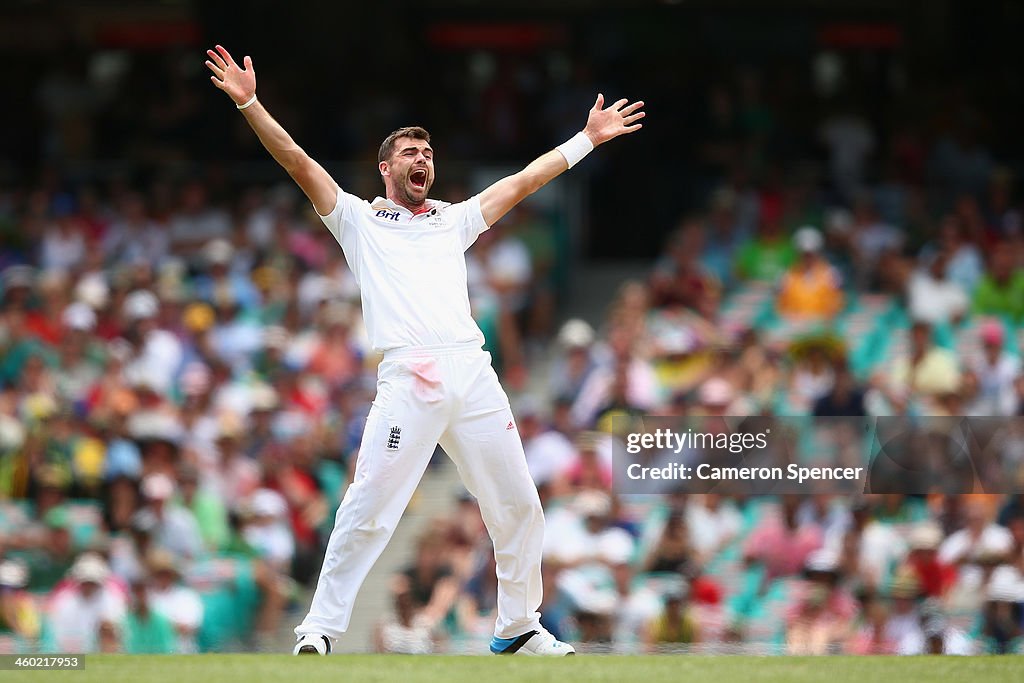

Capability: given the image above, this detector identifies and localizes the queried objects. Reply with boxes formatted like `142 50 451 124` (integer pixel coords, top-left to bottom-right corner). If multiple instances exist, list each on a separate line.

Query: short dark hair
378 126 431 164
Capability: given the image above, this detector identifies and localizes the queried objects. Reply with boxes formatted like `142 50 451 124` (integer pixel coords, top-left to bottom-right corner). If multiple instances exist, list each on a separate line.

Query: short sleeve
450 195 490 251
317 186 362 243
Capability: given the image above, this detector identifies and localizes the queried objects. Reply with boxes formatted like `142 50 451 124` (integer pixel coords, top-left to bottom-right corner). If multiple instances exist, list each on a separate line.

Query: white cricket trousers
295 342 544 641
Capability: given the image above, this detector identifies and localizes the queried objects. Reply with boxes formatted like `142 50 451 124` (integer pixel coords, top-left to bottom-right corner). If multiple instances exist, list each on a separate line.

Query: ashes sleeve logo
387 426 402 450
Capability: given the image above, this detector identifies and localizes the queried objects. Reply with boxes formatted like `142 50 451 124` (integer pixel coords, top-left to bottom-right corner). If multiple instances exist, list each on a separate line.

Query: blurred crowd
1 12 1024 657
380 488 1024 655
0 174 563 653
371 76 1024 654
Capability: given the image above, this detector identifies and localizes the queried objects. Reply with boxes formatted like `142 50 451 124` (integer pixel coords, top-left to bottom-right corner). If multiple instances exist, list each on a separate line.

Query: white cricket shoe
293 633 332 655
490 628 576 656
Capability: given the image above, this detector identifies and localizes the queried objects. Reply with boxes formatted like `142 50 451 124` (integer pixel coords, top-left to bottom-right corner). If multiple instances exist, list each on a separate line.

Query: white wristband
236 94 258 110
556 131 594 169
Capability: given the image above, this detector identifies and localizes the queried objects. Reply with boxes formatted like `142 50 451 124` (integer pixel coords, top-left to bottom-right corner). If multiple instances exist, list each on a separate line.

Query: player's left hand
583 94 645 146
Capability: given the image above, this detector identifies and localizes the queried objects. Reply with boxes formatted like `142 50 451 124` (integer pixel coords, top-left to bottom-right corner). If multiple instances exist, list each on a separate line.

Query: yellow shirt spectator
778 261 844 319
777 227 844 320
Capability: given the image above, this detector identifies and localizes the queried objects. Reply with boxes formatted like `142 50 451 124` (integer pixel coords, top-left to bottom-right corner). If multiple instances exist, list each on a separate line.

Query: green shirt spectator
123 610 177 654
179 465 230 552
736 237 795 281
972 267 1024 322
20 507 76 591
124 580 177 654
190 492 230 552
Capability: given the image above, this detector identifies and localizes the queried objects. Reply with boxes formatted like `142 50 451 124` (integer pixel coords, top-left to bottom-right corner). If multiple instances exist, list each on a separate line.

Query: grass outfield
9 655 1024 683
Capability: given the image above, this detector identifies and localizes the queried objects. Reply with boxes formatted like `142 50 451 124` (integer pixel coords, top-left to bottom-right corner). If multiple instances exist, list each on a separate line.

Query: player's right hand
205 45 256 107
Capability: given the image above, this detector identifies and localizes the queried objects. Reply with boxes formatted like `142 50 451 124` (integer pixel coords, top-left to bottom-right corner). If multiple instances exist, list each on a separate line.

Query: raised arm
478 94 644 226
205 45 338 216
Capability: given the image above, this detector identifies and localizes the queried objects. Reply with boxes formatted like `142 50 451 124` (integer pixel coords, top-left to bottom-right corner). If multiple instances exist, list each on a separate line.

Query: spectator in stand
906 252 969 326
744 496 823 585
40 197 86 272
819 105 875 203
870 320 961 415
0 560 40 646
398 530 459 627
22 507 77 592
121 290 183 396
828 500 906 592
883 570 925 653
964 320 1021 416
207 415 261 512
973 246 1024 322
693 376 749 418
605 281 653 351
167 182 232 256
650 220 721 311
902 524 956 599
373 584 438 654
135 473 204 561
848 195 903 289
643 585 699 653
241 488 295 574
549 319 597 406
687 494 742 566
455 546 499 639
122 578 176 654
813 361 866 416
643 508 692 574
565 432 613 492
979 565 1024 653
177 462 229 553
193 239 262 313
102 193 169 268
735 202 794 282
261 439 328 583
518 397 575 492
571 325 660 429
777 227 844 320
544 491 634 584
785 549 858 655
939 497 1014 610
144 549 204 653
305 302 362 390
846 596 898 654
56 302 105 403
25 271 69 347
920 215 984 293
912 599 974 655
701 187 749 290
44 553 125 653
789 344 839 411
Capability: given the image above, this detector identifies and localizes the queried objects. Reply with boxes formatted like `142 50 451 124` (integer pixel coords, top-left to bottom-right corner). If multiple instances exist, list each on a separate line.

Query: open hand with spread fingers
582 94 645 146
205 44 256 107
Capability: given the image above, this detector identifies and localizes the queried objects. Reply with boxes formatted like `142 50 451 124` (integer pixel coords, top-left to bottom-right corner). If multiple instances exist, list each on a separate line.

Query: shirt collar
372 197 442 215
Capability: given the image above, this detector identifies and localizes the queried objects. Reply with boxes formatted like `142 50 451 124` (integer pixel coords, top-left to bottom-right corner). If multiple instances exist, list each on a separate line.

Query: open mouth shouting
409 168 428 191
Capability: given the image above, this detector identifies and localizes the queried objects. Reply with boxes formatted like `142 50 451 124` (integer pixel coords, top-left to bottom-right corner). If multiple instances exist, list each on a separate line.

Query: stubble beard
396 170 432 210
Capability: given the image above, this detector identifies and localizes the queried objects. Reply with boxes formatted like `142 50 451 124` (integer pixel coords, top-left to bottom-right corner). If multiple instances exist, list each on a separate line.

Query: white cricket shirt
318 188 490 352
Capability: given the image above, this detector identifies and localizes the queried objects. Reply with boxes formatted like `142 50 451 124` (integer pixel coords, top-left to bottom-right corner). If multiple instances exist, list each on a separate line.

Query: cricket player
205 44 644 656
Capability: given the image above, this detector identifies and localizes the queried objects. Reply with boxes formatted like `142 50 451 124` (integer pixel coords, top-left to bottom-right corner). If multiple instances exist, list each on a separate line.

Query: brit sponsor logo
375 209 400 222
